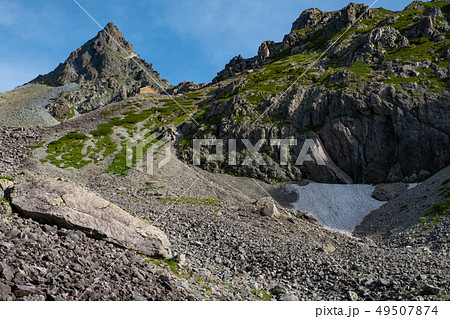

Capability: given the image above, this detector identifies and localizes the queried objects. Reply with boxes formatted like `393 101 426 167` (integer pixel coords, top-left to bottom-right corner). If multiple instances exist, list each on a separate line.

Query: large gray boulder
372 183 408 201
255 197 281 218
9 176 171 258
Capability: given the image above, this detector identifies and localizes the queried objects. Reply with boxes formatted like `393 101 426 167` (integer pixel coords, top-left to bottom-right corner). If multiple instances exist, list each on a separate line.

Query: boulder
0 262 14 282
420 283 441 296
9 176 171 258
255 197 281 217
372 183 407 201
347 291 359 301
302 212 320 224
12 285 41 298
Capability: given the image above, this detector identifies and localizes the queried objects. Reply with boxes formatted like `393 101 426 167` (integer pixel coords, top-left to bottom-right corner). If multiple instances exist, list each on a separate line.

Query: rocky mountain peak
95 22 135 53
31 22 157 87
30 22 170 119
103 22 121 35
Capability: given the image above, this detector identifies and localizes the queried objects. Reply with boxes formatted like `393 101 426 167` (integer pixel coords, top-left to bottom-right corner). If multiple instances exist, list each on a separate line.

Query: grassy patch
426 199 450 216
426 181 450 216
106 141 129 176
251 289 272 301
236 52 316 105
29 141 45 150
45 132 91 169
140 255 182 276
179 134 194 150
0 176 14 182
385 38 449 63
348 61 372 76
390 8 422 31
45 100 198 174
419 215 442 229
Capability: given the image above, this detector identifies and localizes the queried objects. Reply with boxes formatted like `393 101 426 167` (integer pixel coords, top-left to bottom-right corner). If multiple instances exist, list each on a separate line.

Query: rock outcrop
9 176 171 258
371 183 408 201
184 1 450 183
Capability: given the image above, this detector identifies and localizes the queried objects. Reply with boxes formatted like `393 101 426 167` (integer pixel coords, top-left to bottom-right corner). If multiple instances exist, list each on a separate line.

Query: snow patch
285 183 385 233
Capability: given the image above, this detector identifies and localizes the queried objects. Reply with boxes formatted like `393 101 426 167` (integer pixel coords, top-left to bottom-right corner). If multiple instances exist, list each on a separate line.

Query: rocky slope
1 158 449 301
356 165 450 253
0 0 449 302
180 1 450 183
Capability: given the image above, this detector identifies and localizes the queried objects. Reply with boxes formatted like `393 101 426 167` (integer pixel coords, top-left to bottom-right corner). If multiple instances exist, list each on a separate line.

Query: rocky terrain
187 1 450 183
0 0 449 301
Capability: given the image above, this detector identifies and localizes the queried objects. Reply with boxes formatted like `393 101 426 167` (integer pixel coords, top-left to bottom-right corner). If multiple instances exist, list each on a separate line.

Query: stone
417 247 431 254
347 291 359 301
323 243 336 253
0 242 14 249
270 286 288 297
0 179 13 193
172 253 186 266
372 183 407 201
406 16 439 39
131 291 148 301
0 283 11 294
303 212 320 224
255 197 281 218
23 294 46 301
292 8 322 30
0 292 14 301
420 284 441 296
10 176 171 258
0 262 14 282
279 294 299 301
377 278 390 287
418 170 431 179
0 202 12 216
12 284 38 297
193 268 211 280
249 282 259 291
364 237 378 248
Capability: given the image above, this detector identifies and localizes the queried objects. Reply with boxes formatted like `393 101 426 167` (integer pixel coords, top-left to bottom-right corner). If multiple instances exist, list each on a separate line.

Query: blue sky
0 0 414 92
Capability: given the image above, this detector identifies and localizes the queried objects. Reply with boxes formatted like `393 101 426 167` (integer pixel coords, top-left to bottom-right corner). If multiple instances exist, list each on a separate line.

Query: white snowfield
285 183 385 234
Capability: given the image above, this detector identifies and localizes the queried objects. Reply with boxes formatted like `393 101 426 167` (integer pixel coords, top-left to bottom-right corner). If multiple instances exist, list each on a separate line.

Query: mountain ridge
181 0 450 183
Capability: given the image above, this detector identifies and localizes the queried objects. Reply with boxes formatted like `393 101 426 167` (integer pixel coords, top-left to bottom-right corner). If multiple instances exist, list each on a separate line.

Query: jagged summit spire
103 22 120 33
31 22 169 90
29 22 170 119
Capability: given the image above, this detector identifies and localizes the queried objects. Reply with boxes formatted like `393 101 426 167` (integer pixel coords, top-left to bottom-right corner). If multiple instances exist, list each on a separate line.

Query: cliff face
180 1 450 183
31 23 170 119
